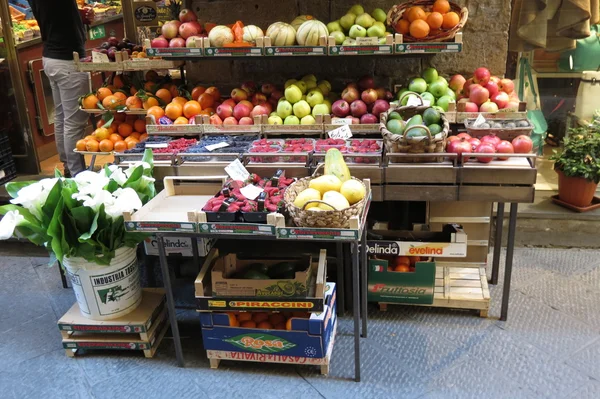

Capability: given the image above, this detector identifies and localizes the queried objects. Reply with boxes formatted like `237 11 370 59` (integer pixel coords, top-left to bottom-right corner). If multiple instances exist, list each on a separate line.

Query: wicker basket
284 169 366 228
386 1 468 42
380 97 449 163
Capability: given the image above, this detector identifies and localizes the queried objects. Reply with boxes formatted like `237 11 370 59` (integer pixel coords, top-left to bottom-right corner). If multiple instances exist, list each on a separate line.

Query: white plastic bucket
63 247 142 320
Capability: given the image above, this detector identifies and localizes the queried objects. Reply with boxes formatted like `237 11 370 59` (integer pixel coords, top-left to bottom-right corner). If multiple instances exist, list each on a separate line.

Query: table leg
361 228 368 338
336 242 345 316
157 235 185 367
352 241 361 382
500 203 518 321
88 155 97 171
192 236 200 274
490 202 505 285
58 261 69 289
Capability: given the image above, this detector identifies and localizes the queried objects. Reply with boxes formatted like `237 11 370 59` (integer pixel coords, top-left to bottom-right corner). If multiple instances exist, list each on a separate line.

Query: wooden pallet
206 321 337 375
379 266 490 317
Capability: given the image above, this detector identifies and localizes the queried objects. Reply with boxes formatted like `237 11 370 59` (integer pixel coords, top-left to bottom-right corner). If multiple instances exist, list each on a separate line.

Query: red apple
179 9 198 23
238 117 254 125
489 76 501 85
261 83 275 96
375 87 386 100
179 22 201 39
230 88 248 102
222 98 236 108
485 81 499 97
463 78 474 97
346 82 358 90
233 102 252 120
169 37 186 48
238 100 253 109
351 116 360 125
209 114 223 126
270 90 283 101
465 102 479 112
241 81 257 95
263 102 273 114
480 134 502 147
372 99 390 117
470 85 490 106
216 103 233 119
512 135 533 153
496 140 514 160
251 93 267 105
332 100 350 117
480 101 499 113
473 67 491 86
492 92 510 109
475 143 496 163
250 104 269 118
223 117 238 125
449 74 466 92
351 100 368 117
151 37 169 48
385 90 394 101
360 113 378 124
361 88 378 105
162 21 181 40
342 87 359 103
499 78 515 94
358 75 375 91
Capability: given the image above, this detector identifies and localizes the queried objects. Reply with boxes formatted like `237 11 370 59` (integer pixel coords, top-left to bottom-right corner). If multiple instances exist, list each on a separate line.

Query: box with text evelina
199 283 336 358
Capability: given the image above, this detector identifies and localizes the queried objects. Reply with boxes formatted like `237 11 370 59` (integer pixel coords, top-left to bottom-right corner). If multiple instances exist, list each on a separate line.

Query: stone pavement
1 244 599 399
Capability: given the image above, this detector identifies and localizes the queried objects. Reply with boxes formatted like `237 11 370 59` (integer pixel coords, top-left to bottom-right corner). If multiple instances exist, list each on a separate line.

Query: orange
109 133 122 143
394 264 411 272
205 86 221 101
113 91 127 102
75 139 87 151
173 116 189 125
105 85 117 93
433 0 451 14
396 256 411 266
198 93 215 110
147 106 165 121
406 6 426 23
427 12 444 30
96 87 112 102
114 113 126 122
191 86 206 100
96 119 105 130
164 83 179 99
134 119 146 133
252 312 269 324
129 132 141 140
99 139 114 152
143 96 159 110
85 139 99 152
118 123 134 137
395 19 410 35
144 81 157 94
442 11 459 29
268 313 285 325
82 94 99 109
225 313 238 327
183 101 202 118
409 19 430 39
285 318 293 331
155 88 173 105
84 135 96 142
113 75 125 89
114 140 127 152
126 138 139 149
240 320 256 328
93 127 110 141
145 70 159 82
172 96 188 107
130 86 138 96
102 95 124 110
165 102 183 120
139 133 148 142
126 96 143 109
257 321 273 329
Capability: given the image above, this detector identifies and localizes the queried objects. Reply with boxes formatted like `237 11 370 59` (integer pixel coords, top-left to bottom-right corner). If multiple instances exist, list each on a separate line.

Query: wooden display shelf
206 320 337 375
385 155 458 184
327 35 394 56
459 154 537 186
263 36 328 56
448 101 528 124
394 32 463 54
202 37 264 57
73 51 123 72
379 266 490 317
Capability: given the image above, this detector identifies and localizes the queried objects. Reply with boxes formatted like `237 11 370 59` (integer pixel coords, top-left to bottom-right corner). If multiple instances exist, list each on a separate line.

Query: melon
208 25 234 47
290 15 314 31
242 25 264 44
296 20 328 46
266 22 296 46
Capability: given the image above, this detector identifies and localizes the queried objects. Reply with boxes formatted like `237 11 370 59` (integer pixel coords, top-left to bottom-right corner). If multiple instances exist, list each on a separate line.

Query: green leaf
41 179 63 225
70 206 95 235
4 181 38 199
54 169 63 178
101 111 115 129
223 333 296 354
61 179 80 210
47 197 68 263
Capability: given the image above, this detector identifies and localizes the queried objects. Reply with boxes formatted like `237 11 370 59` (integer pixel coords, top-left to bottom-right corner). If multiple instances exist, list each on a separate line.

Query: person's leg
42 58 67 174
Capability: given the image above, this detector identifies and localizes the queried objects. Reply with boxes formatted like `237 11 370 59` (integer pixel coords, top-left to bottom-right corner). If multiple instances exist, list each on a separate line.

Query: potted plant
551 128 600 207
0 150 155 320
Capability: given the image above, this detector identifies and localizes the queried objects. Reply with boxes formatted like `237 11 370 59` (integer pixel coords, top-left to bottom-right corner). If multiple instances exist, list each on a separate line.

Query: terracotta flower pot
556 169 598 207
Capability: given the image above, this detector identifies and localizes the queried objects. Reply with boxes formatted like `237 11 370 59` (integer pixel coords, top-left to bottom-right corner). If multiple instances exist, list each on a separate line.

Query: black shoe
63 169 72 178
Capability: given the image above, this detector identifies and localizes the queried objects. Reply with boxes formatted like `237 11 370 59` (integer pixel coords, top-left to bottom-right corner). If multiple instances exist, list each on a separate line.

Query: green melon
291 15 315 31
296 20 329 46
266 22 296 46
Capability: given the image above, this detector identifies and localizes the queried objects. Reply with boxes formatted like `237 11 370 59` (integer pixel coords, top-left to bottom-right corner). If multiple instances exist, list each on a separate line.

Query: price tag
328 124 353 139
472 113 487 127
332 118 352 125
92 51 110 63
205 142 229 151
356 37 379 45
145 143 168 148
406 95 423 107
225 159 250 181
240 184 264 200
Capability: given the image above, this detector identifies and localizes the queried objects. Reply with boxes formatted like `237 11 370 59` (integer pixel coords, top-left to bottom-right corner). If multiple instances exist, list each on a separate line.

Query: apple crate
464 118 533 140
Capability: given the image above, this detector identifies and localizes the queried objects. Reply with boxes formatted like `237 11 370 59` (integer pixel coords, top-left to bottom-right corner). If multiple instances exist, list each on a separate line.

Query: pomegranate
179 22 201 39
179 9 198 23
447 138 472 160
456 132 472 140
480 134 501 147
496 140 514 160
447 136 461 143
512 135 533 153
475 143 496 163
468 138 481 151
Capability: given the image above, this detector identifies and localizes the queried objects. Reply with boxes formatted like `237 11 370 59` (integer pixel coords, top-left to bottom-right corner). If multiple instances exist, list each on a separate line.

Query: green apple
367 23 386 38
312 103 329 116
301 115 316 125
270 111 278 117
372 8 387 23
305 80 317 90
293 100 311 118
421 92 436 106
349 25 367 38
327 20 342 33
348 4 364 16
444 87 456 100
317 80 331 95
339 13 356 31
428 80 449 98
285 85 303 104
301 95 306 101
302 74 317 82
436 96 454 112
296 80 308 94
331 30 346 45
323 99 332 111
268 115 283 125
437 76 448 85
342 38 357 45
408 78 427 93
422 67 439 84
356 13 374 28
306 89 324 107
277 100 293 118
396 88 408 100
378 37 387 45
284 79 298 88
284 115 300 125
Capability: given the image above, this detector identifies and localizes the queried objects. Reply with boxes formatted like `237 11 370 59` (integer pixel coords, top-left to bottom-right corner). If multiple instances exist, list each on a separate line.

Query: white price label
205 142 229 151
423 99 431 106
406 95 423 107
355 37 379 45
225 159 250 181
240 184 264 201
472 113 487 127
332 118 352 125
92 51 110 63
328 125 353 139
145 143 168 148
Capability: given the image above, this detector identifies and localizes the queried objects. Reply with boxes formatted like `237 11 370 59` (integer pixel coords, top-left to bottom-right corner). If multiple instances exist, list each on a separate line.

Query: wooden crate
379 266 490 317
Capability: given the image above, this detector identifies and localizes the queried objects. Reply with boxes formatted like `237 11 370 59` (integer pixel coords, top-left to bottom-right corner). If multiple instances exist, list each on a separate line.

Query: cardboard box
143 236 214 257
200 283 336 358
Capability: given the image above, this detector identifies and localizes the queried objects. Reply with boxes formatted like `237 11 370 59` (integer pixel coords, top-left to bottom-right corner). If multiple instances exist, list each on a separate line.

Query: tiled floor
1 244 599 398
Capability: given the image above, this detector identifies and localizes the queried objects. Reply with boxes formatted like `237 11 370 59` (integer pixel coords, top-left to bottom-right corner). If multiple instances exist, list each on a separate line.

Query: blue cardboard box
200 283 336 358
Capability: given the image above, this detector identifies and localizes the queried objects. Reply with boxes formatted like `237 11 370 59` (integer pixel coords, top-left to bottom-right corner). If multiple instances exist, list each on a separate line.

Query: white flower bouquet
0 150 156 266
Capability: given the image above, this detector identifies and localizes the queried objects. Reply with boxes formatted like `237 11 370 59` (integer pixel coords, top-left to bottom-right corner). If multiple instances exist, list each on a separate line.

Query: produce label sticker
330 45 393 55
225 159 250 181
472 113 487 127
146 124 201 134
355 37 379 45
396 42 462 54
146 48 202 57
199 222 275 235
277 227 358 240
145 143 168 148
206 142 229 151
204 47 263 57
265 46 327 56
125 221 197 232
240 185 264 200
331 118 351 125
92 51 110 63
328 125 353 139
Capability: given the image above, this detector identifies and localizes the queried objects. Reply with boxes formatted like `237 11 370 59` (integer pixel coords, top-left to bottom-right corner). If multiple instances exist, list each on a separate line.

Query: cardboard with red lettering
367 257 436 305
199 283 336 358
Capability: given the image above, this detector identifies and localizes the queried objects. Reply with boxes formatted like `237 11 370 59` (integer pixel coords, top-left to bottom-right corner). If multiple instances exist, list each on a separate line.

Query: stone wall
186 0 511 90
